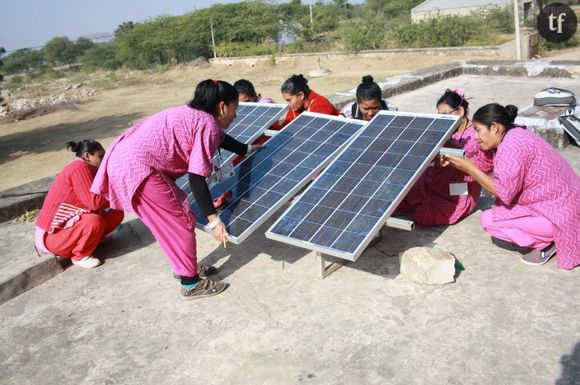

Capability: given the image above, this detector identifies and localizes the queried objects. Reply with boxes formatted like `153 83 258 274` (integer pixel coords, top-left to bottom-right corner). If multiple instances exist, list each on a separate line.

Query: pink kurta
91 106 224 211
91 106 224 277
398 124 494 226
257 96 276 103
489 127 580 270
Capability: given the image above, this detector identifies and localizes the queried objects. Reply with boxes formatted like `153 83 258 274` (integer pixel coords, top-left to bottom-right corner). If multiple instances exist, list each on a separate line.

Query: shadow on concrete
92 218 155 263
352 225 448 278
199 213 449 281
0 112 143 165
198 211 312 280
556 342 580 385
350 192 498 279
200 191 497 281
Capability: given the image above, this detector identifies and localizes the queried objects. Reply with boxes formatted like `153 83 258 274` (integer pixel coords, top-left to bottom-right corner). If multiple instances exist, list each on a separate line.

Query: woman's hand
211 221 229 243
207 214 229 243
433 154 445 168
441 155 475 174
247 144 265 155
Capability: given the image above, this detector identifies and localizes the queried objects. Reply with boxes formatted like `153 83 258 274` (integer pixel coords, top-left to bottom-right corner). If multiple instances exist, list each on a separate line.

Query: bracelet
207 216 222 230
247 144 253 155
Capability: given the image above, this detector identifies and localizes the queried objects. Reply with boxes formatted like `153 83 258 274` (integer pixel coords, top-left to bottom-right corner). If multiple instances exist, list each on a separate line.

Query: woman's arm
220 134 247 155
271 109 293 130
188 173 228 241
220 134 265 156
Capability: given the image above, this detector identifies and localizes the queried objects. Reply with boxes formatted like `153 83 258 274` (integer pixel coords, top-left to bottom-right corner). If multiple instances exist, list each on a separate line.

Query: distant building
411 0 534 22
82 33 114 44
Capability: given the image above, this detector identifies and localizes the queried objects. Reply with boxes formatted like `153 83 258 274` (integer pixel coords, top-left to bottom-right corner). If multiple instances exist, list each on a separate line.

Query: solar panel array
266 111 460 261
191 112 365 244
178 102 287 196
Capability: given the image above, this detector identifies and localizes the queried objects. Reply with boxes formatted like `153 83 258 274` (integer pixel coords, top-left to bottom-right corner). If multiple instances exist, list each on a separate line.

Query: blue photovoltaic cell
177 102 287 195
266 111 460 261
190 112 365 244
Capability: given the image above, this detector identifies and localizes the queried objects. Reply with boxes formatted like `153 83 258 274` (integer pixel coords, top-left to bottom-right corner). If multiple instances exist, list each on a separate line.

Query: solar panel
265 111 461 261
177 102 288 196
559 114 580 146
190 112 365 244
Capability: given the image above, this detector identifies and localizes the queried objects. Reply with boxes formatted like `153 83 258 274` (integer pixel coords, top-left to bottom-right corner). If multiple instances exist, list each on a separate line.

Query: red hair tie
213 79 219 86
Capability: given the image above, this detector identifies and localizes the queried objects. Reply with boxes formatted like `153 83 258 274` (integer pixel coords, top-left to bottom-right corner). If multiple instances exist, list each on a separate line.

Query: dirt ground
0 48 578 190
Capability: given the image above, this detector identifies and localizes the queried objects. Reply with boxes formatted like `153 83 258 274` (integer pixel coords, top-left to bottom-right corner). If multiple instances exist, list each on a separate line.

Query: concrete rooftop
0 67 579 385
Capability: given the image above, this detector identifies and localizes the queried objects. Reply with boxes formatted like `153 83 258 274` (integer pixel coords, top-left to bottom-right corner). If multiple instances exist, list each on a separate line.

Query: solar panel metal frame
558 114 580 146
192 112 366 244
265 111 461 262
177 102 288 196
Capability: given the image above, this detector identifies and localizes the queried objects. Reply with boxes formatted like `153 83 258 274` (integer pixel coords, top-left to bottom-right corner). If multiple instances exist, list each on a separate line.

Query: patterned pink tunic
491 127 580 270
398 124 494 226
91 106 224 211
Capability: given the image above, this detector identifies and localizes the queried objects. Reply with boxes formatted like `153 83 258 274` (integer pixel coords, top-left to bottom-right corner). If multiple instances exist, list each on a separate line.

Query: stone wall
209 46 505 67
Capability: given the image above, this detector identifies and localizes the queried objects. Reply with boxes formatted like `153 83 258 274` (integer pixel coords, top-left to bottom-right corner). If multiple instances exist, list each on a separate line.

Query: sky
0 0 364 52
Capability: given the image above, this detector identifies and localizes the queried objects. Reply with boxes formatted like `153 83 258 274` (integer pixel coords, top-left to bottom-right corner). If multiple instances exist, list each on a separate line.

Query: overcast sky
0 0 364 52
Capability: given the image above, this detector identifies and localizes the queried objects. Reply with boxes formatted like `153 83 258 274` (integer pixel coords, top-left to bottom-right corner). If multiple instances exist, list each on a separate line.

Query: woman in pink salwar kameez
444 103 580 269
91 80 263 299
397 88 494 226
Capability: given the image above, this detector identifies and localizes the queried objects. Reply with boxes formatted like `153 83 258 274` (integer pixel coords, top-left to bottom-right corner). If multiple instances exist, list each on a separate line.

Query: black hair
356 75 382 102
437 89 469 116
188 79 238 116
233 79 257 98
473 103 519 130
66 140 104 157
281 74 310 97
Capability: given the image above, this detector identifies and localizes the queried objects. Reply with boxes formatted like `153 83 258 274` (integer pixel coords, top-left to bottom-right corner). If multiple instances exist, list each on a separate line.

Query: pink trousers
480 210 554 249
132 173 198 277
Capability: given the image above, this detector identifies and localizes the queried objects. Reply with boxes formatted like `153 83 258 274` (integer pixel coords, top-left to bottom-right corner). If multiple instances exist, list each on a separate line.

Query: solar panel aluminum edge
558 115 580 146
265 111 461 261
192 112 366 244
177 102 288 196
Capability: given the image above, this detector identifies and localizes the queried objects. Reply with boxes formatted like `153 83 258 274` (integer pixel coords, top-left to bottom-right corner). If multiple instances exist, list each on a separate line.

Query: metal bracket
263 129 281 137
385 217 415 231
439 147 466 158
316 252 346 279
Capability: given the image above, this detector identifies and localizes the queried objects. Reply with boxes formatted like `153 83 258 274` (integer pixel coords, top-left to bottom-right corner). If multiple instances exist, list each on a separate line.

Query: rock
399 247 456 285
308 68 331 78
192 56 210 68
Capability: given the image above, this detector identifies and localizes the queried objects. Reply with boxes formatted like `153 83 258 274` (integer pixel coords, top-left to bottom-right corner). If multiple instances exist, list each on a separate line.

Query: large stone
399 247 456 285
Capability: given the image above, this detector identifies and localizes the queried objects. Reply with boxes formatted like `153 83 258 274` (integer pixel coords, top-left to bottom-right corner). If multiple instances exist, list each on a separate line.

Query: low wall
327 60 579 109
209 46 505 67
327 59 579 149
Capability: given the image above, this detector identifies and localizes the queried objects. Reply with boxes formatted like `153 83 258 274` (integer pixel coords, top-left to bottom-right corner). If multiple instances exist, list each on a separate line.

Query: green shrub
339 19 387 52
389 13 500 48
9 75 24 87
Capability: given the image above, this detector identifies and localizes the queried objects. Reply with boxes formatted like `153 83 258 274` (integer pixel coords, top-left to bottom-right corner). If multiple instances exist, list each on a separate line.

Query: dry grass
11 209 39 224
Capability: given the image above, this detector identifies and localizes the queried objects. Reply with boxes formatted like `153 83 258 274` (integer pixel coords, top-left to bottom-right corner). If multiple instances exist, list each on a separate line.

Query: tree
0 46 5 106
81 43 121 70
0 46 5 82
339 19 386 51
43 37 76 67
74 37 95 57
1 48 45 74
114 21 135 38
